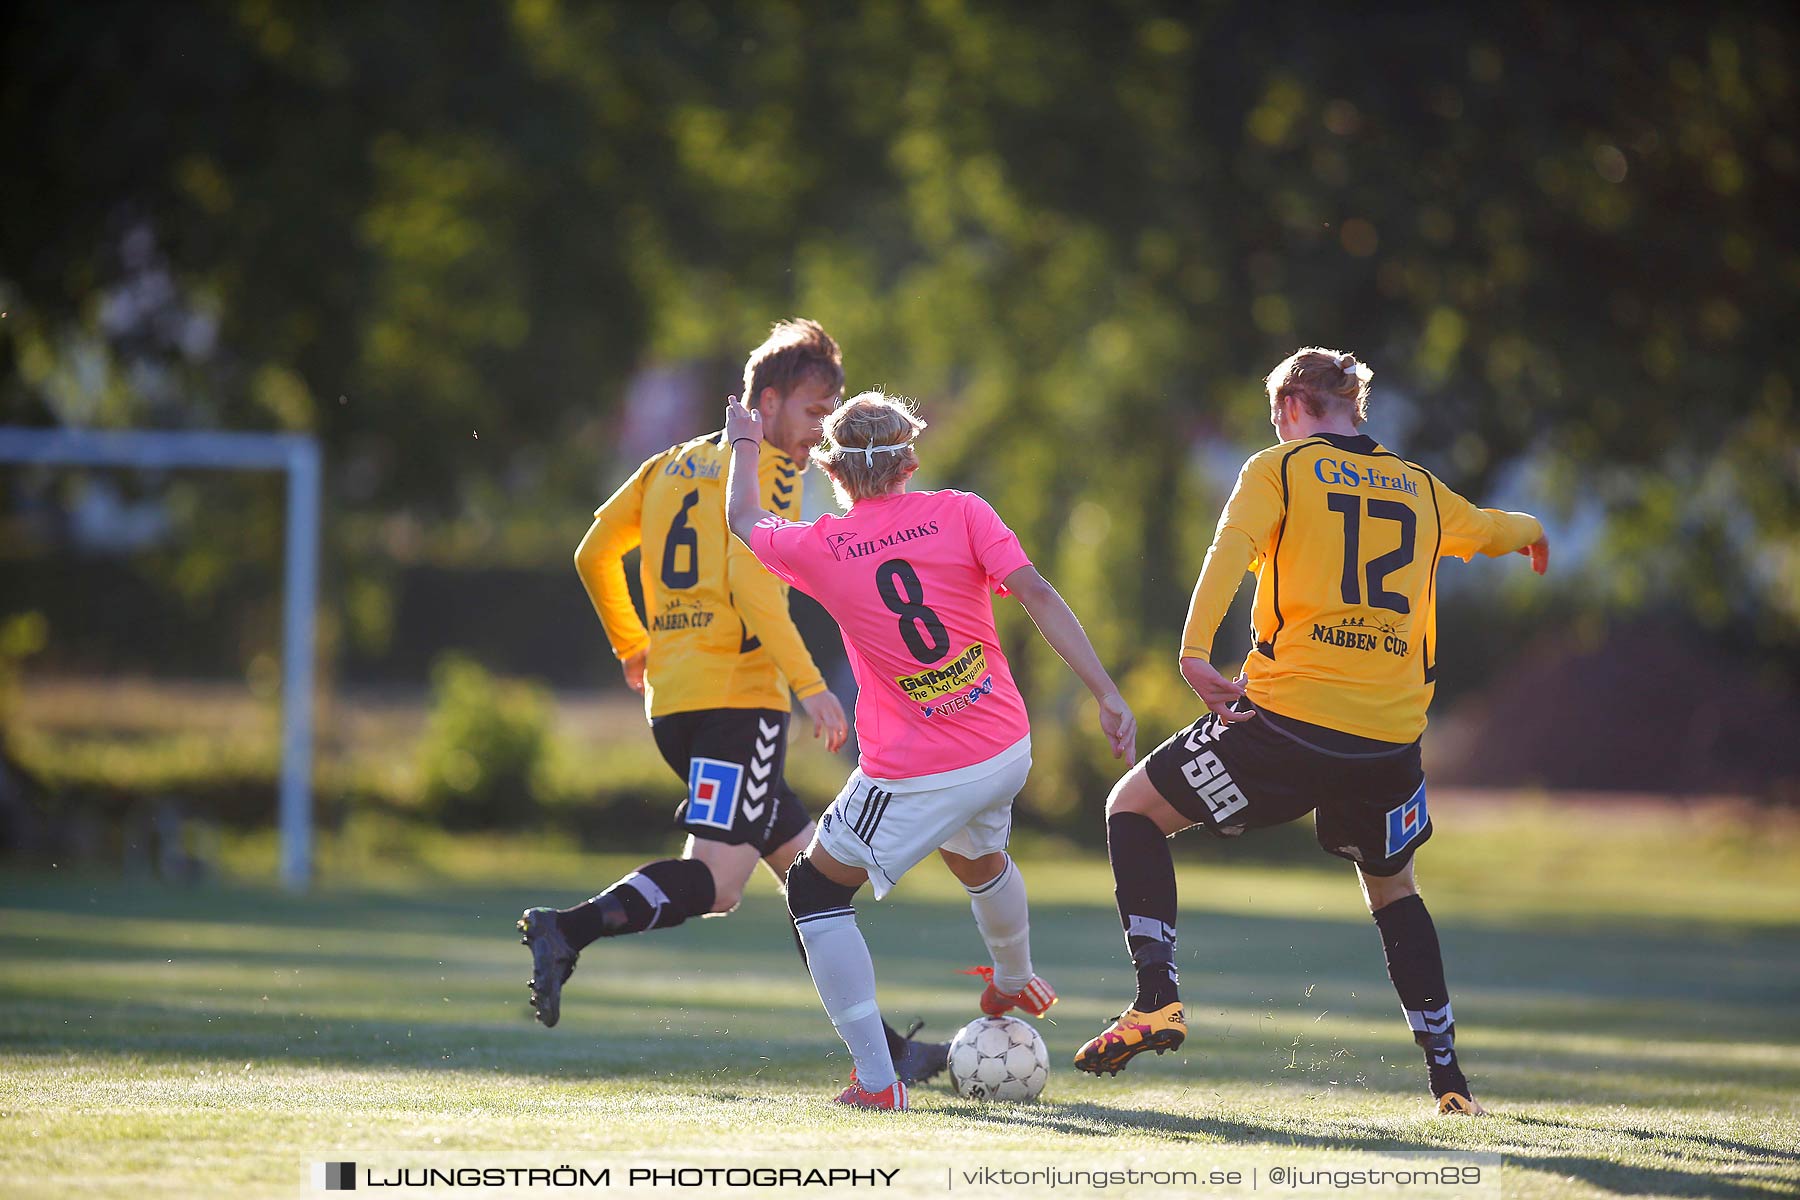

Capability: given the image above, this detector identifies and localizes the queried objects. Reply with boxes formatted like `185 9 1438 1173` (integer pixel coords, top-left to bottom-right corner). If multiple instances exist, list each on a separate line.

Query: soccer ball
946 1015 1050 1101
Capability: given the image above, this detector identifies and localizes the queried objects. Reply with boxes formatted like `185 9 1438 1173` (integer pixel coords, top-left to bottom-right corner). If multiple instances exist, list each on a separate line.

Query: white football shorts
816 735 1032 899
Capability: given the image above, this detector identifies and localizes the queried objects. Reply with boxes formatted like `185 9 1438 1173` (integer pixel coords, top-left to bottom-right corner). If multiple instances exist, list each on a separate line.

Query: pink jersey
748 489 1033 779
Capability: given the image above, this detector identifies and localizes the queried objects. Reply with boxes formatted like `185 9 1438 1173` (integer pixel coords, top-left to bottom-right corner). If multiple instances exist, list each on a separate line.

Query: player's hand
1516 534 1550 575
1180 656 1255 723
620 650 646 694
723 393 762 447
1096 691 1137 762
800 688 849 753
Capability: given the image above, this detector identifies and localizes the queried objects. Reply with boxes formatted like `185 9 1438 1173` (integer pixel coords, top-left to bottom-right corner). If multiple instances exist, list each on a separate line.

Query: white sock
966 856 1033 994
794 909 896 1091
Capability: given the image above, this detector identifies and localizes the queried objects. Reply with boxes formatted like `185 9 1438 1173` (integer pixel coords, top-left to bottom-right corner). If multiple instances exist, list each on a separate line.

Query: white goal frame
0 427 321 890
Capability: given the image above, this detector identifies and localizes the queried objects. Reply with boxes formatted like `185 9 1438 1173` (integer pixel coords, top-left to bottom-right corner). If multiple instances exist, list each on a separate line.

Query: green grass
3 800 1797 1198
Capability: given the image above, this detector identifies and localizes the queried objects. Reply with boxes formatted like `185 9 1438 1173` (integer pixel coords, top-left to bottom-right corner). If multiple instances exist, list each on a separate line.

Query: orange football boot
1073 1003 1187 1075
960 965 1058 1017
835 1071 908 1110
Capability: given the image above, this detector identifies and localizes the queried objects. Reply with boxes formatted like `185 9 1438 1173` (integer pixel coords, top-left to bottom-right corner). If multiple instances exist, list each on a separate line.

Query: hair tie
834 439 912 466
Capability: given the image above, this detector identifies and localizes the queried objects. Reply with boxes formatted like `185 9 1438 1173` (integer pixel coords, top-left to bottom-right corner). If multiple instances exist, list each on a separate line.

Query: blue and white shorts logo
1384 782 1428 859
686 757 744 830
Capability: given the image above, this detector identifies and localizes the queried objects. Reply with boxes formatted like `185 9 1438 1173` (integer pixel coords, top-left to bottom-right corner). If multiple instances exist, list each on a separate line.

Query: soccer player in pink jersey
722 390 1136 1110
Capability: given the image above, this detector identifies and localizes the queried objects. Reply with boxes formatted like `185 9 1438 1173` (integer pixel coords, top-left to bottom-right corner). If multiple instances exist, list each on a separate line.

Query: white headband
834 440 913 466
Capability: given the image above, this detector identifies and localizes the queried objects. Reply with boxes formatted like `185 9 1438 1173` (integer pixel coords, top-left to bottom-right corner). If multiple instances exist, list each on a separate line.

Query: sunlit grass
3 804 1797 1198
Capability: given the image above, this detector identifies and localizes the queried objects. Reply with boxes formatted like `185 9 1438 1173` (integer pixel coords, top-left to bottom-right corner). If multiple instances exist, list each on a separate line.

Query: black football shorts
651 707 812 853
1143 701 1431 877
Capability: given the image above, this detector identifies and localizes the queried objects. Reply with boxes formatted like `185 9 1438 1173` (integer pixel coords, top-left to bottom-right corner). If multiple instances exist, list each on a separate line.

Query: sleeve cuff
1484 512 1543 557
613 636 649 661
1179 644 1212 661
792 677 829 701
990 551 1033 594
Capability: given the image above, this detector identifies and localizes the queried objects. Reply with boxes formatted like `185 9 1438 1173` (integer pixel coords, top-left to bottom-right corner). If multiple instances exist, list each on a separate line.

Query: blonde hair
810 391 927 506
1265 346 1373 426
741 318 844 410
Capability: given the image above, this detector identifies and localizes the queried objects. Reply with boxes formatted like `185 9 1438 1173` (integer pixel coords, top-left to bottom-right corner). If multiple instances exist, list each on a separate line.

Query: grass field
3 798 1797 1198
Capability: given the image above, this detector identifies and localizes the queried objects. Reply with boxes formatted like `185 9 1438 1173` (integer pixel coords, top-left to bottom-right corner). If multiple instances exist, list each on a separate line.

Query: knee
1105 769 1152 820
1103 776 1131 820
785 855 858 920
1361 869 1420 913
943 849 1007 889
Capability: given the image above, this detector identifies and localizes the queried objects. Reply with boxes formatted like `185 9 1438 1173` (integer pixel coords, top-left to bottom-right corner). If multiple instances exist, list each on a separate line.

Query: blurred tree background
2 1 1796 847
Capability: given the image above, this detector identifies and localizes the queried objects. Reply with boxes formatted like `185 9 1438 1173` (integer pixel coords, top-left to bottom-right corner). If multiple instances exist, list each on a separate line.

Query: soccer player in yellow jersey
516 320 946 1079
1075 347 1549 1116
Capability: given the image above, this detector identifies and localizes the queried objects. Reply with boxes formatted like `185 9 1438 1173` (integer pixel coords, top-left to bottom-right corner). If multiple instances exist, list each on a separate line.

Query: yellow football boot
1436 1091 1489 1116
1073 1003 1186 1075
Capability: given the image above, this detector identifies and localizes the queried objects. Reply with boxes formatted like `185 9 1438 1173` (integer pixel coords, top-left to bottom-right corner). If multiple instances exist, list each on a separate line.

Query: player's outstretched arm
723 394 778 545
1434 474 1548 572
1003 565 1136 762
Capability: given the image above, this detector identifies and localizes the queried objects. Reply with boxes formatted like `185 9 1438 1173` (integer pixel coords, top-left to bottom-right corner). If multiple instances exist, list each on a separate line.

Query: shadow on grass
1503 1114 1800 1167
4 981 1797 1110
0 995 848 1077
936 1101 1794 1198
5 872 1799 1141
5 997 1796 1195
6 876 1797 1001
1497 1153 1788 1199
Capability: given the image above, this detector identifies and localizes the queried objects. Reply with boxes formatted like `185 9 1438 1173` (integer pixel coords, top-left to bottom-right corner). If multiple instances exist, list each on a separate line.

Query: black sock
1373 893 1468 1097
790 901 910 1059
1108 811 1181 1011
556 859 716 951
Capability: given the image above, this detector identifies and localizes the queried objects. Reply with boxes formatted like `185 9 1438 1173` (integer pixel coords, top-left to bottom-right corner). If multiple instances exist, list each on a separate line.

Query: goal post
0 427 322 890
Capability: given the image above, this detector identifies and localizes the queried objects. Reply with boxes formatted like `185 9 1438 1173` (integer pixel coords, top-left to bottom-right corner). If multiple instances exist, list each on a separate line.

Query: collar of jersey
1312 431 1381 455
711 429 795 464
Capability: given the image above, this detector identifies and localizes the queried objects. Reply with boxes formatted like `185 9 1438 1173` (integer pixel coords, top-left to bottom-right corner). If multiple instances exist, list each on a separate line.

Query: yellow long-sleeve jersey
575 432 827 719
1181 431 1542 743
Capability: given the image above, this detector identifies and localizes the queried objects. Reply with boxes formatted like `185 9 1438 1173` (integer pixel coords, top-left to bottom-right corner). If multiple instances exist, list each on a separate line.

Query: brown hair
742 318 844 410
1265 346 1373 426
810 391 927 506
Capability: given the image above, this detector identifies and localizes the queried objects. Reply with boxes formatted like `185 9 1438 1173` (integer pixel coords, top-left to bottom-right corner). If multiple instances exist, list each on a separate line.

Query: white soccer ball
946 1015 1050 1102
